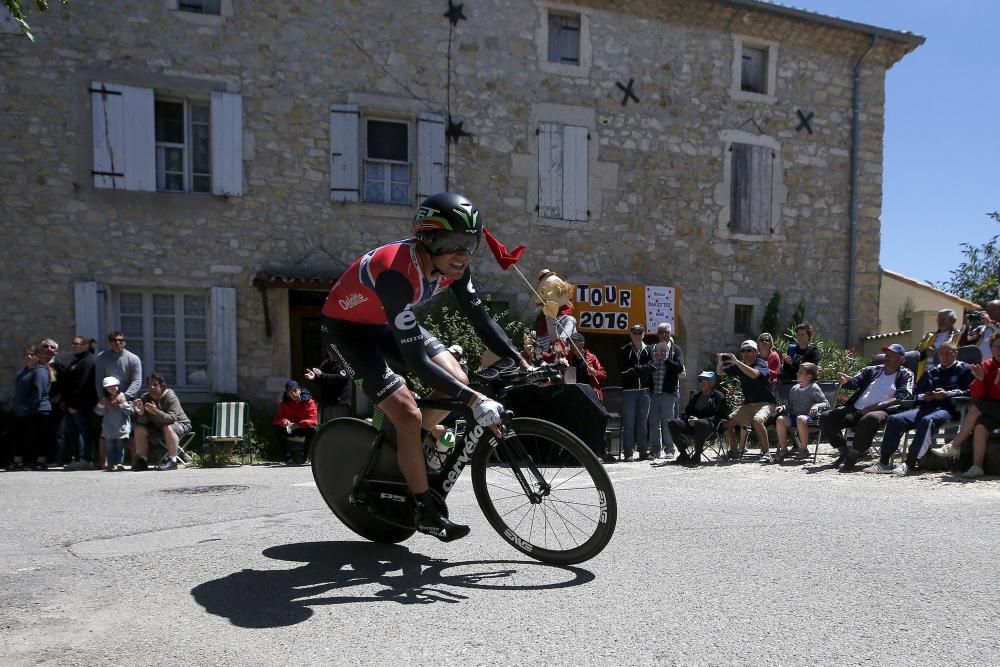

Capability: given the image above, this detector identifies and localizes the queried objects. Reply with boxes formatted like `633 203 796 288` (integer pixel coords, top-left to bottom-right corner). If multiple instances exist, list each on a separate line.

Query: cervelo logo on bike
442 423 485 492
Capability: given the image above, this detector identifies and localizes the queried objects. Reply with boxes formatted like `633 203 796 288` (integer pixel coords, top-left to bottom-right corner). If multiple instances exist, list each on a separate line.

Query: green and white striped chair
201 402 251 465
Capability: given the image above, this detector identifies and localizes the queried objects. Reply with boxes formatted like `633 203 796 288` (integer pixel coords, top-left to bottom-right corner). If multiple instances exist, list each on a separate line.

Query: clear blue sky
782 0 998 290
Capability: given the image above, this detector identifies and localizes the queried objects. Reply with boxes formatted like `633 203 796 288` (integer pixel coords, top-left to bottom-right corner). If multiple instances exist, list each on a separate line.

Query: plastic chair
201 402 252 464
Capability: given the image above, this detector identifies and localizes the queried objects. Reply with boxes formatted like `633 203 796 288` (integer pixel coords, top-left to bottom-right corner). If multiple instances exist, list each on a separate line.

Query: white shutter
209 287 238 394
417 112 446 202
211 91 244 196
562 125 588 221
538 122 562 219
750 144 773 234
74 281 105 343
330 103 359 201
91 82 154 191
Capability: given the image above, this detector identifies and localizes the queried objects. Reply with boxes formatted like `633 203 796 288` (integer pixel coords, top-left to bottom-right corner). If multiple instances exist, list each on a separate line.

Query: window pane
154 339 176 362
390 182 409 204
741 47 766 93
184 317 206 339
190 105 210 124
184 295 207 317
364 162 386 202
155 100 185 143
153 317 176 338
120 293 143 314
153 294 175 316
120 316 143 339
178 0 219 14
158 365 177 385
366 121 408 161
186 366 209 386
192 175 211 193
186 341 207 363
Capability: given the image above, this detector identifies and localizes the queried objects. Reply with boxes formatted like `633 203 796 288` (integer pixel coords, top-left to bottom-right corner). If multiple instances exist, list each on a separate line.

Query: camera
968 310 986 326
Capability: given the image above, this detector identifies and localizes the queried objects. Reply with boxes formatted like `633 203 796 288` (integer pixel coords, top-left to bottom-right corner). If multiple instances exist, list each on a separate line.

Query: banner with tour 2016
572 283 678 334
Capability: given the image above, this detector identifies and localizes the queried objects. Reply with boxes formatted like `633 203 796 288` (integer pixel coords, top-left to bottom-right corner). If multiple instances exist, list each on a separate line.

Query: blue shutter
211 91 244 196
209 287 238 394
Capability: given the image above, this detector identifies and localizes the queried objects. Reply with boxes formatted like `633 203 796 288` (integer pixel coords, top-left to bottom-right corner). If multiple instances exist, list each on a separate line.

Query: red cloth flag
483 227 526 270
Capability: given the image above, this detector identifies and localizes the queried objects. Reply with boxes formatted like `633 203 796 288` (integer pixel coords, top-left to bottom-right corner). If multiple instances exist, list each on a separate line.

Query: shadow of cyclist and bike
191 540 595 628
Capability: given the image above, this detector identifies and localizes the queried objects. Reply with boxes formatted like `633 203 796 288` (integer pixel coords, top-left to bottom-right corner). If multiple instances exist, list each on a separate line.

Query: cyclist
321 192 523 542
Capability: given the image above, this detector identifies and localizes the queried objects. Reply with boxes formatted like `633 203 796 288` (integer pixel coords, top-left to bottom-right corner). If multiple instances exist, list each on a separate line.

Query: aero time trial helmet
412 192 483 255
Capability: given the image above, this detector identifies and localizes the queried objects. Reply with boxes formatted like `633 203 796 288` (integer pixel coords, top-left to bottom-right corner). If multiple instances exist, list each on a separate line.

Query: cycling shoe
415 491 470 542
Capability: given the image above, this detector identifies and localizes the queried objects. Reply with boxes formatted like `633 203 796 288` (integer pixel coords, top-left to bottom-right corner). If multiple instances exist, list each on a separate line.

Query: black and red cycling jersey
322 239 520 402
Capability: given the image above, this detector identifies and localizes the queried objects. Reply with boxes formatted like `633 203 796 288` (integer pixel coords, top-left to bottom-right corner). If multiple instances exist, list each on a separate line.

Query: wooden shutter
548 13 580 64
74 281 105 343
330 103 359 201
741 46 766 94
211 91 244 196
209 287 238 394
562 125 588 221
417 112 446 202
730 143 772 234
538 122 562 219
91 82 154 191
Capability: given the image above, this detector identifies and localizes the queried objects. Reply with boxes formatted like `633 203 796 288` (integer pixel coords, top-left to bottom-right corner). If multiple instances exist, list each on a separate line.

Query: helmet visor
424 230 480 256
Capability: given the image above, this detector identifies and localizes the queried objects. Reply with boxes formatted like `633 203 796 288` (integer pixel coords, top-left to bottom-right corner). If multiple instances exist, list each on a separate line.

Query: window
118 291 210 388
734 304 754 336
547 12 580 65
90 82 243 195
363 119 410 204
155 98 211 194
729 142 773 235
741 46 767 94
538 122 588 221
330 105 444 204
729 36 777 103
178 0 220 14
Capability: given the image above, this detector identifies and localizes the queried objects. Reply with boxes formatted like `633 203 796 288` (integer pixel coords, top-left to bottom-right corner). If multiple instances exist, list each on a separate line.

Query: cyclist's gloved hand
471 396 504 427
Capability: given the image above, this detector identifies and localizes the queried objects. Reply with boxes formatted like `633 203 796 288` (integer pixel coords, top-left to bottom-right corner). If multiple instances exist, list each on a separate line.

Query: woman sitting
274 380 318 465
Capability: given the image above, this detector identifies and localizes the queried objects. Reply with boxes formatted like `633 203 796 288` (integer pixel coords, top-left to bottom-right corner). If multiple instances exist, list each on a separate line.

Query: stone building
0 0 922 407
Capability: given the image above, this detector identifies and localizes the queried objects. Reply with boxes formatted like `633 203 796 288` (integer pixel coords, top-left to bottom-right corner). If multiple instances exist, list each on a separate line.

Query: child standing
95 376 134 471
774 362 829 461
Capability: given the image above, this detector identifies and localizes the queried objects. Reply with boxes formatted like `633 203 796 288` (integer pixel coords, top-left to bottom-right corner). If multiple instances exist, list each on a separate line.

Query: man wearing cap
568 332 607 402
717 340 778 461
864 341 971 476
274 379 319 464
822 343 915 471
618 324 655 461
667 370 728 465
647 323 685 460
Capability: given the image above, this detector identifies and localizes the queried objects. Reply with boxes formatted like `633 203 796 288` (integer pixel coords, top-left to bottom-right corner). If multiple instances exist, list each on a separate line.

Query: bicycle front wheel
470 417 617 565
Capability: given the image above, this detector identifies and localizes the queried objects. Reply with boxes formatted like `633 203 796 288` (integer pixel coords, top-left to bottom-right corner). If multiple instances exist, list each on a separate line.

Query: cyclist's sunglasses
427 231 480 256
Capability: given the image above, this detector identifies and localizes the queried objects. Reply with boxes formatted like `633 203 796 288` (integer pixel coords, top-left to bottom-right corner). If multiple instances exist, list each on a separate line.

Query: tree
897 297 914 331
937 211 1000 307
2 0 68 42
758 291 780 336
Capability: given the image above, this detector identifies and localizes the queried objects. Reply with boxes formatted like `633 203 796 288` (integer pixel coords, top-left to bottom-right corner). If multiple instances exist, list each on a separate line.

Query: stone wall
0 0 919 406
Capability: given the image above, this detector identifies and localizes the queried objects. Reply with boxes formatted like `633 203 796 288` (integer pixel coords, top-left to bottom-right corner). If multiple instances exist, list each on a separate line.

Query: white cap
739 340 758 352
102 376 120 388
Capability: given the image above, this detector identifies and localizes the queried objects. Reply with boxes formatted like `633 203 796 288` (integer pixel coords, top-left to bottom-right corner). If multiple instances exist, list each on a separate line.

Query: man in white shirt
820 343 915 471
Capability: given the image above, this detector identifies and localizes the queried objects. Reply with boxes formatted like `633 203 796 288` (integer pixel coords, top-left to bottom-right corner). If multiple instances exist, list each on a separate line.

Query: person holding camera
959 300 1000 362
914 309 961 380
716 340 778 462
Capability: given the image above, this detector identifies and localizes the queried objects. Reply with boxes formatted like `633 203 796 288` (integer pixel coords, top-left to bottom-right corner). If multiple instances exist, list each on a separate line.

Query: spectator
275 380 319 465
915 309 961 380
132 373 192 472
304 348 352 421
864 342 971 476
618 324 655 462
666 370 728 466
757 333 781 389
822 343 914 471
773 362 829 462
648 323 684 460
717 340 778 462
37 338 67 465
94 376 134 471
63 336 99 471
932 331 1000 478
779 323 822 384
568 332 607 402
7 345 52 470
958 301 1000 362
94 331 143 402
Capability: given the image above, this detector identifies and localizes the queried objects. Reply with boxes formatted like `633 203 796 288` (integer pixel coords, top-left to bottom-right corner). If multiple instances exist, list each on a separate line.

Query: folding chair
201 402 252 465
602 386 624 459
154 429 196 468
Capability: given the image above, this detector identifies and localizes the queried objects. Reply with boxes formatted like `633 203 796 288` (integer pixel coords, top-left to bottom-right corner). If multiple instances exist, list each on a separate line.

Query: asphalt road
2 458 999 666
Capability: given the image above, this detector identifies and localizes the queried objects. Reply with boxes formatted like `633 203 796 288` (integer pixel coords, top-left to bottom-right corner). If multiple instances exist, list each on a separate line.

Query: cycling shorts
321 316 447 404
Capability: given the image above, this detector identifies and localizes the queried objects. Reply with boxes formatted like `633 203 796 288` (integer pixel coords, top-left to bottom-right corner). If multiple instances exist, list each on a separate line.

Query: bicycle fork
493 420 551 504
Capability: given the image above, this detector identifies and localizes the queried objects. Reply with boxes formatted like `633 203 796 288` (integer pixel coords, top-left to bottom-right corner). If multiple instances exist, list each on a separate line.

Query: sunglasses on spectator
991 342 1000 349
111 338 125 343
72 341 85 346
740 348 756 353
41 344 57 350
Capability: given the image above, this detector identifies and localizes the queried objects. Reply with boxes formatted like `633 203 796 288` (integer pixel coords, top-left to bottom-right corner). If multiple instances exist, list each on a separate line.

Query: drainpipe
847 33 879 349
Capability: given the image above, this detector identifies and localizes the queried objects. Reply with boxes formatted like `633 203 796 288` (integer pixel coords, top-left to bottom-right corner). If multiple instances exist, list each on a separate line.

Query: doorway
289 289 327 379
